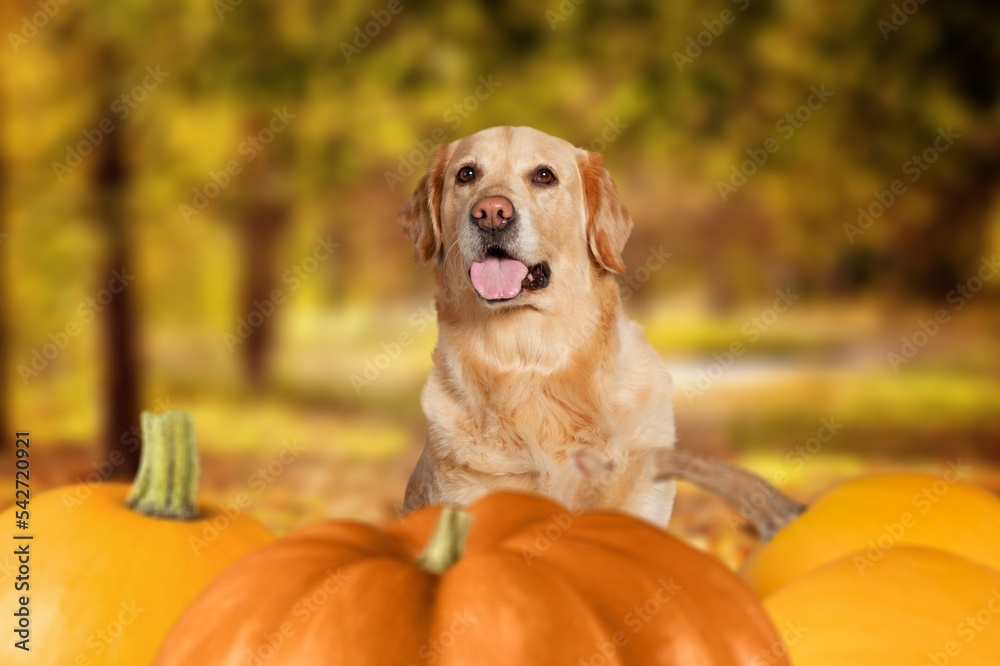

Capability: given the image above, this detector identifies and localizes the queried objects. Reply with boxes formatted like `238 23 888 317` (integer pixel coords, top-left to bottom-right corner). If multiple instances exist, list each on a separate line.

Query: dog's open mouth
469 246 550 301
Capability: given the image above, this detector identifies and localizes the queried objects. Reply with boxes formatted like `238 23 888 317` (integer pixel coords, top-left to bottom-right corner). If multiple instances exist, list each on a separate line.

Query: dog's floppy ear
398 144 449 265
578 150 633 274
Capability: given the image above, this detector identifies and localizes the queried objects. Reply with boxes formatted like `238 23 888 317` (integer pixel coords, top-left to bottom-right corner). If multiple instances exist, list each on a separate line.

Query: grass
13 301 998 465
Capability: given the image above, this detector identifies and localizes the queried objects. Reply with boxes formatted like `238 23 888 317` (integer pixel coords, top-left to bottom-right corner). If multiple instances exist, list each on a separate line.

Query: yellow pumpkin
743 472 1000 597
653 450 1000 596
0 411 274 666
763 547 1000 666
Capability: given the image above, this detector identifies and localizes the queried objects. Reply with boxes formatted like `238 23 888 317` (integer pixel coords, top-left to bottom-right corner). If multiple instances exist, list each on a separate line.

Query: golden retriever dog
398 126 676 525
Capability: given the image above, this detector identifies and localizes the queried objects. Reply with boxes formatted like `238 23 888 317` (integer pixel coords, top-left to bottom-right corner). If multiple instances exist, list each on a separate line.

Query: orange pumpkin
156 492 787 665
0 411 274 666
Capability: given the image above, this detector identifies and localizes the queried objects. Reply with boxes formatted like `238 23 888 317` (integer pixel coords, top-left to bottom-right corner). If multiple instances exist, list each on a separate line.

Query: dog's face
399 126 633 311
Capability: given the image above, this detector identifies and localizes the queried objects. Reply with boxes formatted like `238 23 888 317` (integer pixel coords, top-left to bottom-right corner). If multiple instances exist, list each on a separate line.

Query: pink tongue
470 256 529 300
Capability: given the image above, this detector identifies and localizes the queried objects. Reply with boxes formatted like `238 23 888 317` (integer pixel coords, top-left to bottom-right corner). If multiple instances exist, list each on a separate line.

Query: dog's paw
551 449 616 512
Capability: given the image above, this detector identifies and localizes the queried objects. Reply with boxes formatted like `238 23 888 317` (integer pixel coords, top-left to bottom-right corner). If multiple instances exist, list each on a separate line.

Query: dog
398 126 676 525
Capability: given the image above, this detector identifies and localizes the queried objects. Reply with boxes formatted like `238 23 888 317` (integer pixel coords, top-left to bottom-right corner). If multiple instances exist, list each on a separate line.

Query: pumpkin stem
415 507 474 575
652 448 805 542
125 410 199 520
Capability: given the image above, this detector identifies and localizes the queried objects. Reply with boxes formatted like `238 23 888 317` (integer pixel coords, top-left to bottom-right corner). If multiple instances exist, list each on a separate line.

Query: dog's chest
423 322 674 481
427 367 620 476
483 377 609 457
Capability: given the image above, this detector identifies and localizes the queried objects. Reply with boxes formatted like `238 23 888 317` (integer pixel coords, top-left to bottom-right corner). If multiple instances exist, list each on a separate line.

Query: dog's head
399 126 633 311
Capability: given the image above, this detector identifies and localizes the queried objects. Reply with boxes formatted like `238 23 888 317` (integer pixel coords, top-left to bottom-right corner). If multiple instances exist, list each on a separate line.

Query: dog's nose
472 196 515 231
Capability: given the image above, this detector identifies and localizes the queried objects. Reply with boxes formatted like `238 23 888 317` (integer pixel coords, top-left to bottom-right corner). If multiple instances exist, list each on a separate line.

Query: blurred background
2 0 998 567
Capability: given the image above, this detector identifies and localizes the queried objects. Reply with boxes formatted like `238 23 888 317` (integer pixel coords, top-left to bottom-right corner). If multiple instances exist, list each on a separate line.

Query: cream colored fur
399 126 676 525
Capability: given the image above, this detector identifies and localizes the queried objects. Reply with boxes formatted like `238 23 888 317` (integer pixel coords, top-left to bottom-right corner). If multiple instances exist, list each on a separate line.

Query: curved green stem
416 507 474 575
125 410 200 520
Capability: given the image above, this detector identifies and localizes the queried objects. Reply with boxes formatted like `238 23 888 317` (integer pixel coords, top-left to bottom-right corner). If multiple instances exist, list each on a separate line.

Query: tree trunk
94 49 140 480
891 151 1000 299
237 114 291 388
239 196 288 385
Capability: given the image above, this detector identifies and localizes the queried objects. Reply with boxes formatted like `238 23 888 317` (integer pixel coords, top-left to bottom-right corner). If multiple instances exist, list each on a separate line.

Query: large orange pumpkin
0 411 274 666
156 492 788 665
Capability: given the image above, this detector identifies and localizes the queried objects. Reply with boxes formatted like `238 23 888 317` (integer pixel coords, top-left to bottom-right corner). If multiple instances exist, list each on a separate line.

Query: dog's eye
532 167 557 186
456 166 477 184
